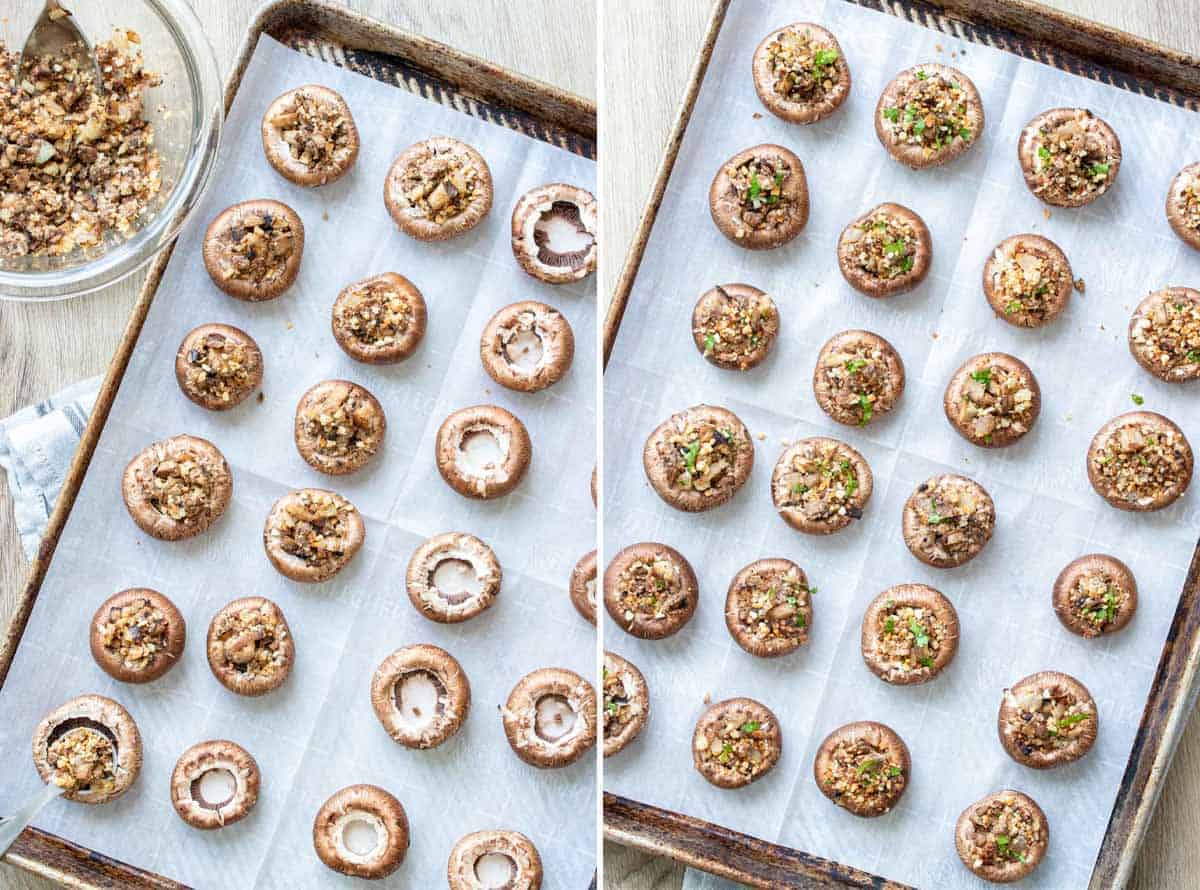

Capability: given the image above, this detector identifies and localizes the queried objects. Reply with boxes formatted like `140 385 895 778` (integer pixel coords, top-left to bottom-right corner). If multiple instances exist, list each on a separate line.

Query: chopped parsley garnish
794 613 806 628
915 70 928 80
792 482 809 496
996 835 1027 863
858 393 873 425
740 721 760 734
927 502 947 525
606 701 619 715
1131 393 1144 405
888 766 902 777
811 48 839 78
884 239 907 255
1005 299 1023 314
908 616 930 649
1089 162 1111 177
970 368 992 386
1188 350 1200 363
912 118 927 136
959 127 972 140
856 757 881 775
883 106 900 122
682 440 701 473
845 358 867 374
920 656 934 668
703 333 716 354
900 254 914 273
1057 712 1091 728
884 617 896 633
718 742 733 763
1037 145 1051 162
748 172 761 203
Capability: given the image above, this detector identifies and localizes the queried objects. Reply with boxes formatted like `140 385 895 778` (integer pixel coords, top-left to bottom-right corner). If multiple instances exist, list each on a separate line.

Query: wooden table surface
599 1 1200 889
0 1 592 888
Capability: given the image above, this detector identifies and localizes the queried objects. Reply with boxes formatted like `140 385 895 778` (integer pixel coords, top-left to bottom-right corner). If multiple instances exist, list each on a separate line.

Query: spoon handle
0 782 64 856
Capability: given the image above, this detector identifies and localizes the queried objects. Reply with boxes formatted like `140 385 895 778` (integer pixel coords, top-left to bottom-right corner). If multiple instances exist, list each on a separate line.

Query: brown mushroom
998 670 1098 768
32 694 142 804
692 697 782 789
569 550 597 626
174 323 263 410
943 352 1041 448
1129 287 1200 383
1166 162 1200 251
263 488 365 582
370 644 470 749
709 144 808 249
770 437 872 534
206 596 295 697
813 721 909 817
724 558 813 658
502 667 597 769
202 199 304 301
435 405 532 500
955 789 1049 883
313 784 409 879
1052 553 1138 638
121 434 232 541
293 379 386 475
385 137 493 241
902 474 995 568
643 404 754 512
837 203 932 298
89 588 185 683
875 64 983 168
691 284 779 370
1087 411 1193 511
751 23 850 124
331 273 427 365
510 183 597 284
447 829 543 890
405 531 501 623
603 651 649 758
261 85 359 187
812 329 905 426
170 739 260 830
982 234 1073 328
860 584 958 685
479 300 575 392
603 542 698 640
1018 107 1120 207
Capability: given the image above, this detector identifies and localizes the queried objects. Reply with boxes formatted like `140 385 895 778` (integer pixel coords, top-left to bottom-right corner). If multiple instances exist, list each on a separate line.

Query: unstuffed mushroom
435 405 532 500
447 829 543 890
313 784 410 879
479 300 575 392
569 550 597 626
170 739 260 829
370 644 470 749
502 667 597 769
510 183 597 284
405 531 501 623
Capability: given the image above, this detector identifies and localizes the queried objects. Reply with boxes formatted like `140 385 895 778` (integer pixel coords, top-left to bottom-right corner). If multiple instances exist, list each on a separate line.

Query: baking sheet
0 34 596 888
602 1 1200 887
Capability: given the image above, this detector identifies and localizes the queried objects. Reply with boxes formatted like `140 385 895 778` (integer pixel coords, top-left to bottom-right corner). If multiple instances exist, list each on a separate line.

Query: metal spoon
18 0 101 92
0 782 64 857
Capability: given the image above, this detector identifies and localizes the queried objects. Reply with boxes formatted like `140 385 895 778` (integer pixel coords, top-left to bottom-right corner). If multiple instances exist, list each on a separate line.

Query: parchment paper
0 35 596 888
602 2 1200 887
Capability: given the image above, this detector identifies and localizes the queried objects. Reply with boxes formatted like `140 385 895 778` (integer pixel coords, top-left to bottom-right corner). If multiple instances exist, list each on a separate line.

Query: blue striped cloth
0 377 101 559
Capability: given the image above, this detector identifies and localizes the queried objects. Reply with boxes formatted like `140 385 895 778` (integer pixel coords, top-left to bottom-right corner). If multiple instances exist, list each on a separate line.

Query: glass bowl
0 0 222 301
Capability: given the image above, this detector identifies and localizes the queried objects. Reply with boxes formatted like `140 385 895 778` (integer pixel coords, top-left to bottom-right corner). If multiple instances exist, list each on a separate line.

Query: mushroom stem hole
474 851 516 887
504 328 544 371
534 693 577 742
394 669 446 729
432 558 483 603
193 768 236 808
460 430 504 474
534 202 594 256
342 817 380 856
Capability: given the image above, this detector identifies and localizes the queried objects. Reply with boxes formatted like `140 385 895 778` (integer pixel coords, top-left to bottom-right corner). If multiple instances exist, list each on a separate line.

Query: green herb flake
683 440 701 474
858 393 874 426
915 70 928 80
1131 393 1145 405
740 721 761 734
703 333 716 355
1089 162 1111 177
884 239 907 255
883 106 900 122
900 254 914 273
1005 299 1023 314
845 358 867 374
884 617 896 633
792 482 809 496
1037 145 1051 162
856 758 881 776
959 127 972 140
748 172 761 203
970 368 993 386
888 766 902 777
908 617 930 649
1187 350 1200 363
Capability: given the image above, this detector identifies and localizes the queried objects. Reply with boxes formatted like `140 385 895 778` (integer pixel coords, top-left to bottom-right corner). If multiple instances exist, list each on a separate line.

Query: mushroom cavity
511 183 597 283
171 739 260 829
480 301 577 393
436 406 532 499
313 785 410 879
447 829 543 890
474 852 515 886
195 768 236 806
342 816 382 856
433 559 484 604
502 667 597 768
406 532 501 623
462 429 505 475
395 670 446 731
371 644 470 749
534 694 577 742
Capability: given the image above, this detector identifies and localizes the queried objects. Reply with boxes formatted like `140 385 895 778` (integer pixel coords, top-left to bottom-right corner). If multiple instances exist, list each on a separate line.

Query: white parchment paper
0 35 596 888
603 1 1200 887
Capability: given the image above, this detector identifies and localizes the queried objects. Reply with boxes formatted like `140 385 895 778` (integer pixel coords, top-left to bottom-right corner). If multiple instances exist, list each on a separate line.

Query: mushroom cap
261 84 359 187
603 650 649 758
708 144 809 249
902 474 996 568
1165 162 1200 251
982 233 1073 328
836 202 932 298
313 784 409 879
1017 107 1121 207
174 323 264 410
435 405 532 500
724 557 812 657
691 283 780 370
170 739 260 830
384 136 493 241
751 23 851 124
860 583 959 685
642 404 754 512
1128 287 1200 383
447 829 543 890
263 488 365 582
32 694 142 804
502 667 597 769
89 587 186 683
293 379 387 475
1086 411 1193 511
331 272 428 365
954 789 1049 883
770 436 873 535
998 670 1098 768
569 550 597 626
875 63 984 169
1052 553 1138 638
691 697 782 789
121 434 232 541
405 531 501 623
812 329 906 426
202 199 304 301
510 183 597 284
369 644 471 749
812 720 910 816
479 300 575 392
942 352 1042 448
603 541 699 640
205 596 295 697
